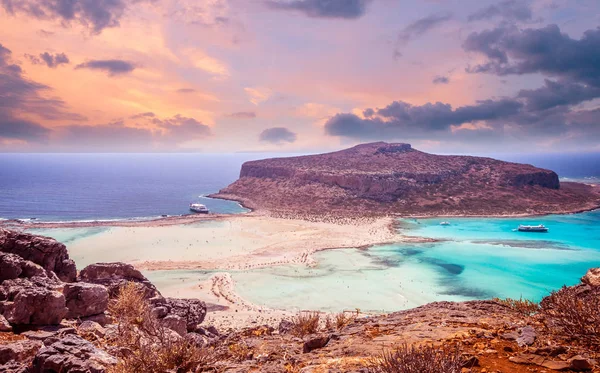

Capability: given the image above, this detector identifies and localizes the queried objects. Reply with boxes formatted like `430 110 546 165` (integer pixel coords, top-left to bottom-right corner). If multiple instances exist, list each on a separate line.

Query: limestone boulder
581 267 600 287
0 229 76 282
79 262 161 300
31 334 116 373
0 340 42 366
64 282 109 319
0 278 67 326
161 298 207 332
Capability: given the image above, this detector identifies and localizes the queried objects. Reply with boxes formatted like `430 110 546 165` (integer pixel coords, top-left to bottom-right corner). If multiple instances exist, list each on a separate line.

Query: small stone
0 314 12 332
516 326 536 346
568 355 594 371
160 314 187 336
303 335 331 353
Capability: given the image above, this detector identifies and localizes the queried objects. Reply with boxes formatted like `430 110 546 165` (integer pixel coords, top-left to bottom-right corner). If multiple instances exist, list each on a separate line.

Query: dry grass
367 344 462 373
106 282 216 373
324 312 356 331
291 312 320 337
541 285 600 347
493 296 540 316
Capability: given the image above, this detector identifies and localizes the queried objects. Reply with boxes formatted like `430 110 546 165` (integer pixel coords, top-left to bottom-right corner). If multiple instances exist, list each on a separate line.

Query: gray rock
0 314 12 332
303 335 331 353
0 252 23 282
0 229 76 282
151 306 168 319
278 319 294 334
581 267 600 287
64 282 109 319
161 298 207 332
78 320 106 339
160 314 187 336
79 262 161 299
0 340 42 365
0 279 67 326
516 325 536 347
32 334 116 373
21 325 76 342
80 312 112 327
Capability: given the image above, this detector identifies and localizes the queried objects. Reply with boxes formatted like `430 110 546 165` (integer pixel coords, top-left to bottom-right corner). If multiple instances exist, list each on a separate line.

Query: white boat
189 203 209 214
517 224 548 232
440 221 450 226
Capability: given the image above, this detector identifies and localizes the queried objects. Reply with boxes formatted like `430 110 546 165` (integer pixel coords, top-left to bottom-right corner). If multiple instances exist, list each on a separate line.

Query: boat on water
189 203 209 214
517 224 548 232
440 221 450 226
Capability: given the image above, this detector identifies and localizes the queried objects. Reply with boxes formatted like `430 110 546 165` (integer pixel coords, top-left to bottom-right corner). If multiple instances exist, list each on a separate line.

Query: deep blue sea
1 152 598 221
0 153 296 221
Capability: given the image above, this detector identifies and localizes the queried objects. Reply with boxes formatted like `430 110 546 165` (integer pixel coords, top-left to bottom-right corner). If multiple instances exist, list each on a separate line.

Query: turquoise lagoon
31 211 600 313
145 211 600 313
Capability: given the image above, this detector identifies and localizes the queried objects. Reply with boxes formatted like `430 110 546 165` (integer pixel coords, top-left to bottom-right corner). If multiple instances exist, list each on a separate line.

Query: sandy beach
8 213 401 330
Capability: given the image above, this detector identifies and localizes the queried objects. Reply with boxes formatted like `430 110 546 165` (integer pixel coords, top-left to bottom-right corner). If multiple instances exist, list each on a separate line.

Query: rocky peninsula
212 142 600 218
1 229 599 372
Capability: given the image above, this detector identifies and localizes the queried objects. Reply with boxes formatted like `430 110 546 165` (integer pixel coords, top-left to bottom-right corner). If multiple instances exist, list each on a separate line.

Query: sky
0 0 599 153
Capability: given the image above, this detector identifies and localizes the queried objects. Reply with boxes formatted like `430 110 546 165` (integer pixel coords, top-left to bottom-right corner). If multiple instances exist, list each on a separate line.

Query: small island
212 142 600 217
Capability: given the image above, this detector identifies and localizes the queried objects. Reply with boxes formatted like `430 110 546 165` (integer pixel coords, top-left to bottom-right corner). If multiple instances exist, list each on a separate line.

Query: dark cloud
130 112 155 119
517 80 600 111
265 0 370 19
0 117 51 142
0 43 84 144
432 75 449 84
394 13 452 58
468 0 533 23
228 111 256 119
1 0 148 34
26 52 70 68
54 114 211 151
324 98 522 140
75 59 136 76
464 25 600 87
152 115 212 142
259 127 297 144
397 13 452 44
176 88 196 93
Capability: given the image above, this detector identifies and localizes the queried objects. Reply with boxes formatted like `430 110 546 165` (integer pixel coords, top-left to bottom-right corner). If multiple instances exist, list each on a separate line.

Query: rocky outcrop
0 340 41 365
162 298 207 332
64 282 109 319
214 142 600 216
581 267 600 287
0 278 67 326
31 334 116 373
0 229 76 282
79 262 161 300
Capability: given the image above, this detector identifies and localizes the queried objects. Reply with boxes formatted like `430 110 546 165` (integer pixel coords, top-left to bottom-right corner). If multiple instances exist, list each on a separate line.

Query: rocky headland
212 142 600 218
1 228 599 372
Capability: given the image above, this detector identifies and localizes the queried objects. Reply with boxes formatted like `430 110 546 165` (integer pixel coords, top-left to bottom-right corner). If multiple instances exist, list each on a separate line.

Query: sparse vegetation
541 285 600 347
493 296 540 316
291 311 320 337
106 282 216 373
324 312 356 331
367 344 463 373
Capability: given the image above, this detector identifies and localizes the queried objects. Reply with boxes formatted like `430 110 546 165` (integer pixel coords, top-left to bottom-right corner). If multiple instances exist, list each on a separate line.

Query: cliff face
214 142 600 217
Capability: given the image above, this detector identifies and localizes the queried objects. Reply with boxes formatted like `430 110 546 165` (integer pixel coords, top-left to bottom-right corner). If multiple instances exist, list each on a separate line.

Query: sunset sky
1 0 599 153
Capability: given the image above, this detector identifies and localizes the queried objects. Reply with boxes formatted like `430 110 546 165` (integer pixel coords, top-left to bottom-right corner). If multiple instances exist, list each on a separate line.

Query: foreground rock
0 278 67 326
32 334 116 373
213 142 600 217
79 262 161 299
0 229 76 282
64 282 109 319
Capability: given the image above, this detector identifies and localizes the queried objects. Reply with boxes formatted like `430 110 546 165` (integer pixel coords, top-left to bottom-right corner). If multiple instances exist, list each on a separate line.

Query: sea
1 152 599 312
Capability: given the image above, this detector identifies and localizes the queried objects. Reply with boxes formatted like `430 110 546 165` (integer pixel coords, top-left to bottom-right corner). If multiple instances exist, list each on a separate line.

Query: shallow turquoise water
229 211 600 312
32 211 600 313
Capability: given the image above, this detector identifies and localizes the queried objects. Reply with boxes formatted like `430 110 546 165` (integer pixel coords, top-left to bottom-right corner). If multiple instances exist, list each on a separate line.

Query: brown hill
212 142 600 217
